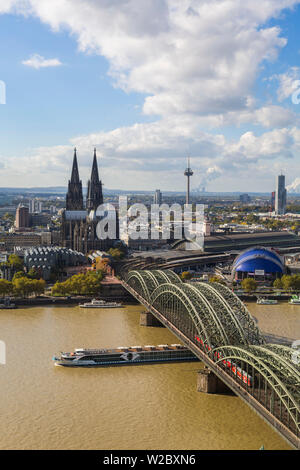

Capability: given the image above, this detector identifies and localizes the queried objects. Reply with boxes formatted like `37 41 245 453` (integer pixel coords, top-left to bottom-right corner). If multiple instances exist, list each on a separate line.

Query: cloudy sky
0 0 300 192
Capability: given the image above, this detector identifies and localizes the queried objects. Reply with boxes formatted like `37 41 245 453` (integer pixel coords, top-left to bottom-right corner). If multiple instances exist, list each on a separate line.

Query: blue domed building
232 247 284 283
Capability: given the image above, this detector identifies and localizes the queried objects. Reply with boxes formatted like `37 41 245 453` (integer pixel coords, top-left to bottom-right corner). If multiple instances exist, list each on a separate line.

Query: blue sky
0 0 300 192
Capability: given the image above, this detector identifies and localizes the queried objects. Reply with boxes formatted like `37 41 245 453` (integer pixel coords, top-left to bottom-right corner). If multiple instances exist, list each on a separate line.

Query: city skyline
0 1 300 193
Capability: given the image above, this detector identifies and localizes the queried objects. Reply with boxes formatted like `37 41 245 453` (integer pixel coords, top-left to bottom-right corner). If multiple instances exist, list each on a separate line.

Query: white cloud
273 67 300 102
1 0 300 190
22 54 62 69
8 0 299 117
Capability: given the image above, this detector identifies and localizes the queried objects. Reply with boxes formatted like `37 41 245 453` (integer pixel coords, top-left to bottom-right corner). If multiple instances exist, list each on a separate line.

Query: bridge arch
125 269 182 303
150 283 213 348
149 281 266 349
212 344 300 437
210 282 265 345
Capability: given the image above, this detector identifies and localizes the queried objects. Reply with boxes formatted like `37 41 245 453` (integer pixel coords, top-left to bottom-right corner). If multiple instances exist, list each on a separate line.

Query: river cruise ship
79 299 123 308
53 344 199 367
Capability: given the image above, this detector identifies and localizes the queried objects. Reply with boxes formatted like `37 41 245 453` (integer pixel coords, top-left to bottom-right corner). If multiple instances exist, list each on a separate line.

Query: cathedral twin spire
66 148 103 211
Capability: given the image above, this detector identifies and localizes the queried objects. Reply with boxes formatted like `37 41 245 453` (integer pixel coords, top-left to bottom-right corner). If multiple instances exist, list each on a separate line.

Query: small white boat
288 295 300 305
79 299 123 308
257 298 278 305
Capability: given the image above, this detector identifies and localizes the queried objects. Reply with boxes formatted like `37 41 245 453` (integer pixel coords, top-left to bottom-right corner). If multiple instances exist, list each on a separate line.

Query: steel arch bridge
121 269 300 449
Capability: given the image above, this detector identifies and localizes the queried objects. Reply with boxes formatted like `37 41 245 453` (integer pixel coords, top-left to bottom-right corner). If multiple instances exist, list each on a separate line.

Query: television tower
184 157 193 204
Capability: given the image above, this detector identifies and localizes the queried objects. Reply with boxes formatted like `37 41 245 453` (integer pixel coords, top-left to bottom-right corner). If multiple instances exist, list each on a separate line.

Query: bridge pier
140 311 164 327
197 367 231 394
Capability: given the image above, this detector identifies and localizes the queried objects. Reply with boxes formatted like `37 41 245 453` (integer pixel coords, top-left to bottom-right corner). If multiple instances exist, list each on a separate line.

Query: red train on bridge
194 336 253 387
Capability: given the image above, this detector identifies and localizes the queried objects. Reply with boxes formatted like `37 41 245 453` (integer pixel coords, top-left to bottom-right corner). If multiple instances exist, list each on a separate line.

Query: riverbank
5 282 137 306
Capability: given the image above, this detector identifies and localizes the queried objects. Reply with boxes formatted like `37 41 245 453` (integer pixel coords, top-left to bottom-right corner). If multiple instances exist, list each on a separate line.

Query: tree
31 279 46 297
0 279 13 296
180 271 193 281
108 248 125 260
12 271 27 282
209 276 225 284
51 271 103 296
281 274 300 291
8 254 24 272
13 277 32 297
241 278 257 293
273 278 283 290
27 268 39 280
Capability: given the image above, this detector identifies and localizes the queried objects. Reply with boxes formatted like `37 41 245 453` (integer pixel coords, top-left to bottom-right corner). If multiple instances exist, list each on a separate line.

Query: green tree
209 276 225 284
108 248 125 260
273 278 283 289
0 279 13 296
13 277 32 297
180 271 192 281
241 278 257 293
51 271 103 296
8 254 24 271
27 268 39 280
12 271 27 282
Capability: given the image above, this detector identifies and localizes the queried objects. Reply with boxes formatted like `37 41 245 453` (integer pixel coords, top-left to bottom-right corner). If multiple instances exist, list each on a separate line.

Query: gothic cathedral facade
60 148 113 253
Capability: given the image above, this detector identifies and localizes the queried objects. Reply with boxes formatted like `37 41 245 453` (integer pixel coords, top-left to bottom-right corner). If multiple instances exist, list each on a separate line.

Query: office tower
15 204 29 229
239 194 251 204
275 175 287 215
154 189 162 205
270 191 275 211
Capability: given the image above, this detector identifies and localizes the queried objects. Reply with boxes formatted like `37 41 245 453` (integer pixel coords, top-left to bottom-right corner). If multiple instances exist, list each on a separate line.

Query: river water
0 301 298 450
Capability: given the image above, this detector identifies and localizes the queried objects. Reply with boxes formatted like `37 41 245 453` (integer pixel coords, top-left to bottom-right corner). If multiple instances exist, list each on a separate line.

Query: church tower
66 148 84 210
86 148 103 211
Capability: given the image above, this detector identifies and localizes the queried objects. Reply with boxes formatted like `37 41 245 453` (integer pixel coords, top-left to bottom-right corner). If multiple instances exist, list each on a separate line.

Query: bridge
120 269 300 449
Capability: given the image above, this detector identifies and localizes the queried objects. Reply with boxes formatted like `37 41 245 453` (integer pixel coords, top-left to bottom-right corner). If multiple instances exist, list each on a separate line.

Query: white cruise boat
257 297 278 305
288 295 300 305
79 299 123 308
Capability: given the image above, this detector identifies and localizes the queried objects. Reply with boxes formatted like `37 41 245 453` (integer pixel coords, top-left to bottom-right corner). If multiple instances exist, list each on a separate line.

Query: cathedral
60 148 114 253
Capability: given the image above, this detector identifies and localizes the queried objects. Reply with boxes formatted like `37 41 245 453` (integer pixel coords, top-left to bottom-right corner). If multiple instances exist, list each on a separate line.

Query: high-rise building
154 189 162 205
270 191 275 211
15 204 29 229
239 194 251 204
275 174 287 215
29 199 43 214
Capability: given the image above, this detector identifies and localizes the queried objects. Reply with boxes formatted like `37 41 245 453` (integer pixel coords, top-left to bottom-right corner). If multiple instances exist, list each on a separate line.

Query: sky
0 0 300 192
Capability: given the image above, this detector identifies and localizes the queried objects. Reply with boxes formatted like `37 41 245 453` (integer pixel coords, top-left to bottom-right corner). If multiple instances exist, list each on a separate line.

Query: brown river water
0 301 299 450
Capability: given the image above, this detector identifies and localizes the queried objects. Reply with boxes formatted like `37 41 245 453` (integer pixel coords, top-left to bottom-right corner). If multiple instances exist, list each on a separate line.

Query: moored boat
0 298 16 309
288 295 300 305
79 299 123 308
256 297 278 305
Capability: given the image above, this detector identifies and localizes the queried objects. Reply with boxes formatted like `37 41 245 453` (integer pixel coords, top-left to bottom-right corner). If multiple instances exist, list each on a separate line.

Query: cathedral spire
86 148 103 211
66 148 84 210
91 148 99 182
70 148 80 183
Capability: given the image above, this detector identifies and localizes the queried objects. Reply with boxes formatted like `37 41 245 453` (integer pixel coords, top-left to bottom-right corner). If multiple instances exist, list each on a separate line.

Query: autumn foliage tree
241 278 257 293
51 271 104 296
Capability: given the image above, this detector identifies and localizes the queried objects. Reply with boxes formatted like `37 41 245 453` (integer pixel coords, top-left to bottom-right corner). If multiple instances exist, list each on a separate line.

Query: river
0 301 298 450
